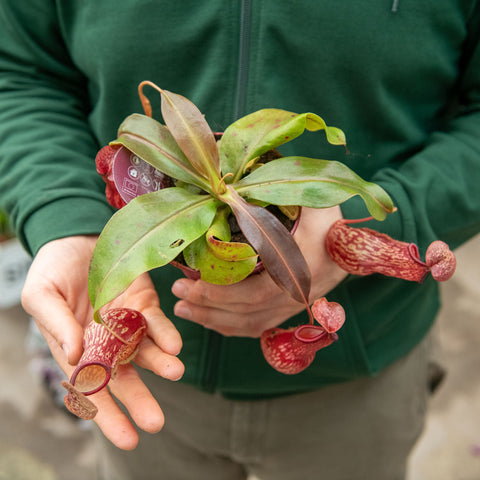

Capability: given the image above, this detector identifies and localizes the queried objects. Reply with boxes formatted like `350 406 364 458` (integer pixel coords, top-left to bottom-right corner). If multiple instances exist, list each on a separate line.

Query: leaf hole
170 239 185 248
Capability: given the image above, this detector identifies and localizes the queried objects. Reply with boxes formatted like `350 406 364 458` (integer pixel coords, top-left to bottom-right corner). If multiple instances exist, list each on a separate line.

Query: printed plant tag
112 146 167 203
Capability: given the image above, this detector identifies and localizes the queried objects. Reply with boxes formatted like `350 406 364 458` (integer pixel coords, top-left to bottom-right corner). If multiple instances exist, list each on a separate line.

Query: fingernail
172 281 187 298
174 303 192 320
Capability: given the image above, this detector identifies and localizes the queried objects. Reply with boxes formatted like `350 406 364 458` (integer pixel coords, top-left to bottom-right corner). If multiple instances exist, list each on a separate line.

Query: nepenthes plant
88 81 394 323
63 82 456 418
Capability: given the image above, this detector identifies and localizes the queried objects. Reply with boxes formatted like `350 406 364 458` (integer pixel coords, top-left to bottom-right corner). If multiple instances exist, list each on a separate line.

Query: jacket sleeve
0 2 114 256
342 7 480 252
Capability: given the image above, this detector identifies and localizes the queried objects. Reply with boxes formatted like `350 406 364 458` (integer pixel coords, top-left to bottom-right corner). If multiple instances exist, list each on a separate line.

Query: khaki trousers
95 337 432 480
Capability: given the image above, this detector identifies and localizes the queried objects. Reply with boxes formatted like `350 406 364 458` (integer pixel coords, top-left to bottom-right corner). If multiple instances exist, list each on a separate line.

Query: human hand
21 235 184 450
171 206 348 337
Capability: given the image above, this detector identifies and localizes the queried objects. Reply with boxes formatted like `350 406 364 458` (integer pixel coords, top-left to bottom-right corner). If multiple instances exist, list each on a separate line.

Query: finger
172 296 267 323
35 323 72 373
38 329 140 450
22 289 85 364
174 300 279 337
112 273 183 356
143 308 183 356
42 334 140 450
173 301 245 336
108 364 165 434
91 388 140 451
172 272 283 311
134 338 185 381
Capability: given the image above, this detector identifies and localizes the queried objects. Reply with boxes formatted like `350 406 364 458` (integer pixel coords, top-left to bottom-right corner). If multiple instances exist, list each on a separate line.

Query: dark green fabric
1 1 479 396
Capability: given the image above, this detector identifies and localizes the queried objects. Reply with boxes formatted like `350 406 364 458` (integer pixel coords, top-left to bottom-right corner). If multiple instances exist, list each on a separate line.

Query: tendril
138 80 164 117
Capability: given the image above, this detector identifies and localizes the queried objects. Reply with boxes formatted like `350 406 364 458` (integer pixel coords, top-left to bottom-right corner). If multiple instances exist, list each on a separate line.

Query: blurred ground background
0 236 479 480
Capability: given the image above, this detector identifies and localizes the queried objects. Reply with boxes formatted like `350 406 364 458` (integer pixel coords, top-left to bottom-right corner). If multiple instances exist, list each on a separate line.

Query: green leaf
159 89 221 183
219 109 346 182
207 235 258 262
205 207 232 243
114 114 210 191
235 156 394 221
205 211 258 262
183 236 258 285
220 186 311 305
88 188 218 314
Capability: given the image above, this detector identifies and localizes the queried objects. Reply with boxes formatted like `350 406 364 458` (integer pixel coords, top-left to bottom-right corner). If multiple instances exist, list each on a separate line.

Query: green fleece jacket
1 1 480 397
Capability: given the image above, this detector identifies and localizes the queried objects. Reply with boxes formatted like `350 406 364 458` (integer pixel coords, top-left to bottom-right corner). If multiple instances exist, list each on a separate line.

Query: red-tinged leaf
207 235 258 262
182 207 258 284
62 381 98 420
114 114 210 191
311 297 345 333
159 89 221 182
325 219 428 282
204 209 258 262
183 235 258 285
95 144 127 210
261 324 338 375
221 186 311 305
425 240 456 281
260 327 316 375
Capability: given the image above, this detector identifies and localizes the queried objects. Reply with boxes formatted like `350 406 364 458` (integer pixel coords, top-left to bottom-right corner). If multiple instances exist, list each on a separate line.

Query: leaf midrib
93 195 215 305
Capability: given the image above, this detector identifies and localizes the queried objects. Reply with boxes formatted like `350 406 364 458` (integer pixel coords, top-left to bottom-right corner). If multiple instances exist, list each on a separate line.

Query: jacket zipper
202 2 253 392
233 0 252 120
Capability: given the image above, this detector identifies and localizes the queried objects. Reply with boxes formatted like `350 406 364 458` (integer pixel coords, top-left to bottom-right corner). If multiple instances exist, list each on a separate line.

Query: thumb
22 288 85 365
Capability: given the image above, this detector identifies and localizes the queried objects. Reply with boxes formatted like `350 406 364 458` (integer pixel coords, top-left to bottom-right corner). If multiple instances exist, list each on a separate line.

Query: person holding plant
0 2 479 479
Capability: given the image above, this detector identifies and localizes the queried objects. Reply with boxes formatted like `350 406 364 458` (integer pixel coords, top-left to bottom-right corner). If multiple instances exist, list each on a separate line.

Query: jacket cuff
340 178 417 244
21 197 114 256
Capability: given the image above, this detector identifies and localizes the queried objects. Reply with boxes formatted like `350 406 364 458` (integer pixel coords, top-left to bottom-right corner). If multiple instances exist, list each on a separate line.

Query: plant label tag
112 146 167 204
